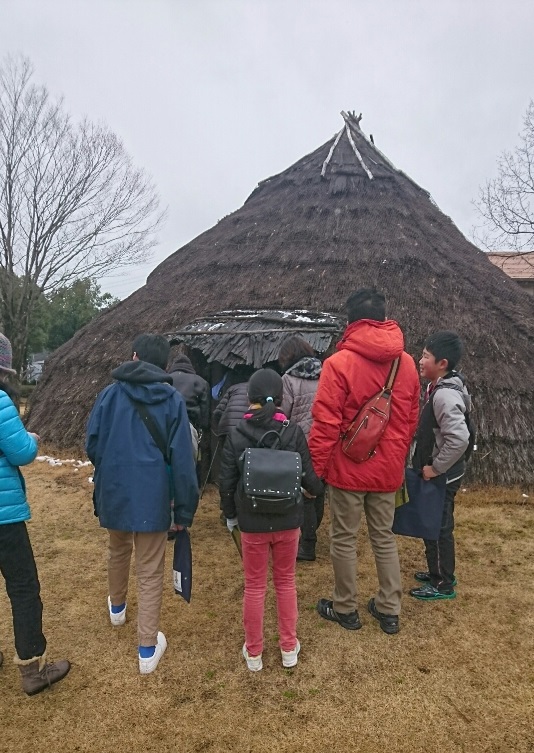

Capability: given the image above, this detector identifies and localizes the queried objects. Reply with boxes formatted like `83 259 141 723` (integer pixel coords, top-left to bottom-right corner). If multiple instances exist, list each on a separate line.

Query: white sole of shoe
281 640 301 668
108 596 126 626
139 632 167 675
242 644 263 672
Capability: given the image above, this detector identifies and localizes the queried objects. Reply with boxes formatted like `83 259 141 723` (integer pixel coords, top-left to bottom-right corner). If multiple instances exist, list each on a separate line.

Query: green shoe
409 584 456 601
414 571 457 587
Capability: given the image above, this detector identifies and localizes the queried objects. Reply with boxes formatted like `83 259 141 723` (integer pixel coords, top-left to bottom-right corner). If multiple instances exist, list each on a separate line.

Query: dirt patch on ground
1 454 533 753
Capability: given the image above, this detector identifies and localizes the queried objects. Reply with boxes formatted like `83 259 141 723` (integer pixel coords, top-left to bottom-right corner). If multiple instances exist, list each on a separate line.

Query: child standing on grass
409 331 471 601
0 333 70 695
219 369 323 671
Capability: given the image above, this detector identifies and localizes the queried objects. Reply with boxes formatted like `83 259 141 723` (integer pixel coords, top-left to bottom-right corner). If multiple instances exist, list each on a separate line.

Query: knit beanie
247 368 283 405
170 354 195 374
0 333 16 375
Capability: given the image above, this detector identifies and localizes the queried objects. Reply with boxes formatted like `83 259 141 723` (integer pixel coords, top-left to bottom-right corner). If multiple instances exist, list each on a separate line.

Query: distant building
487 252 534 296
25 352 48 383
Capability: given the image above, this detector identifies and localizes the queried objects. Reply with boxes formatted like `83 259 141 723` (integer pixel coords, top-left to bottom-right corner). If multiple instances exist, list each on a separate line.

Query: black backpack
239 421 303 515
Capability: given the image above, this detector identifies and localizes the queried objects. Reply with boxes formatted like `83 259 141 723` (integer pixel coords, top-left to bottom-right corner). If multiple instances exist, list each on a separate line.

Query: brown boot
17 655 71 696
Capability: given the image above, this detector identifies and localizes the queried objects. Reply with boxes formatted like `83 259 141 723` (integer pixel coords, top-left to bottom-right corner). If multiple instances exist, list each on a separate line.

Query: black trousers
301 492 325 545
423 478 461 591
0 522 47 659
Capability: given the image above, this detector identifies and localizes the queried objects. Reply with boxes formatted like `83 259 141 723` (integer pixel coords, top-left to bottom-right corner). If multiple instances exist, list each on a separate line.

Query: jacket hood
285 357 322 380
111 360 174 405
337 319 405 363
169 355 196 375
436 373 472 412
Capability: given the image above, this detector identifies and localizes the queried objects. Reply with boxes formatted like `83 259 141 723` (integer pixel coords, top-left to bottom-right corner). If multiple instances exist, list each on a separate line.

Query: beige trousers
328 486 402 616
107 529 168 646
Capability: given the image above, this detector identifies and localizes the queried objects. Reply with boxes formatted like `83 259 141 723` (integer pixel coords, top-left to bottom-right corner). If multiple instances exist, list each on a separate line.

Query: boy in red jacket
309 289 419 634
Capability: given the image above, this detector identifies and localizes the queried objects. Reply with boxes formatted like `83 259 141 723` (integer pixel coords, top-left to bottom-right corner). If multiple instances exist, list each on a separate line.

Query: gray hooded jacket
429 374 471 480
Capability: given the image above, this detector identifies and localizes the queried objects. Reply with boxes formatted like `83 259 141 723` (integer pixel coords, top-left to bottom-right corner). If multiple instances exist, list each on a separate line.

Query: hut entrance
166 309 342 487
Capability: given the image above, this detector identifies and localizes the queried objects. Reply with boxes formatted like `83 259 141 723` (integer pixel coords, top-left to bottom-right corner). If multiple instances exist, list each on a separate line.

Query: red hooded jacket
309 319 420 492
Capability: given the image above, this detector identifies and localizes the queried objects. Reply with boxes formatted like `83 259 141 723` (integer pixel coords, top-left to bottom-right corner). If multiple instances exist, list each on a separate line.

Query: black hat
247 369 283 405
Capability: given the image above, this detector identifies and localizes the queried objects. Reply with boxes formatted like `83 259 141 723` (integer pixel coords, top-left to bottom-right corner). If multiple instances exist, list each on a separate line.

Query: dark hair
346 288 386 323
131 334 170 370
424 331 464 371
246 368 283 425
278 336 315 371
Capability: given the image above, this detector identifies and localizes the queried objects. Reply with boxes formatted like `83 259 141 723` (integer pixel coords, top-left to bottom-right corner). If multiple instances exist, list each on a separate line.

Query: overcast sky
2 0 533 298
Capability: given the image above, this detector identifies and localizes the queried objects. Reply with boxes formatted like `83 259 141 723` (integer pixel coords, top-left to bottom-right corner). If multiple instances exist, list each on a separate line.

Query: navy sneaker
316 599 362 630
414 571 457 587
409 584 456 601
367 598 400 634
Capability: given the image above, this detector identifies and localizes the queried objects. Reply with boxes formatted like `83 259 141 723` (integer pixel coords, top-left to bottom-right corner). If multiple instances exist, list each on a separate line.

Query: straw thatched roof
27 111 534 485
167 309 342 368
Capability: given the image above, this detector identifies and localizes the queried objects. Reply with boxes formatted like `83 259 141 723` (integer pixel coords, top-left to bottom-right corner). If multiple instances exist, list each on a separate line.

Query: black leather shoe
316 598 362 630
367 598 399 634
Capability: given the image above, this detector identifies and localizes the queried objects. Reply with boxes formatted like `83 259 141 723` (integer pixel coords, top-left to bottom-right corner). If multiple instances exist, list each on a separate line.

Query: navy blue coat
86 361 199 532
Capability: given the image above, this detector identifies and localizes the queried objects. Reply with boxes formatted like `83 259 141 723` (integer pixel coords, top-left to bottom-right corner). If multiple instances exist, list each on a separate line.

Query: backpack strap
237 420 291 449
384 357 401 391
128 398 170 464
345 358 400 429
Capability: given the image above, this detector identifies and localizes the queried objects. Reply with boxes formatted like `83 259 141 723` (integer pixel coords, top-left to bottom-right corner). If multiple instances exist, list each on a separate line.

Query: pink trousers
241 528 300 656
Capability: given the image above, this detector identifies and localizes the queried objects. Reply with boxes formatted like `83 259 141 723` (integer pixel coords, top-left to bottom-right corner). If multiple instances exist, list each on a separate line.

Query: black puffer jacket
212 383 250 436
219 415 324 533
168 357 210 430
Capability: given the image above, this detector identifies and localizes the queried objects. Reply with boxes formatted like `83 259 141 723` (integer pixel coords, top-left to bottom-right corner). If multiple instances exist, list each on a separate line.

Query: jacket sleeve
212 390 229 428
431 391 469 474
169 396 199 527
199 380 210 430
0 393 38 466
219 430 240 519
308 358 348 478
85 391 105 465
280 374 295 420
294 426 324 497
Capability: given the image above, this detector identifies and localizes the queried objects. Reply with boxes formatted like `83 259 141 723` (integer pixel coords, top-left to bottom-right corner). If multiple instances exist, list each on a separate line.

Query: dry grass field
1 452 533 753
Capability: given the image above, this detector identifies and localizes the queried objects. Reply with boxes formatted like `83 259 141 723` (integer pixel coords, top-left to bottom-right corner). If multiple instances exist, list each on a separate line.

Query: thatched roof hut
27 111 534 485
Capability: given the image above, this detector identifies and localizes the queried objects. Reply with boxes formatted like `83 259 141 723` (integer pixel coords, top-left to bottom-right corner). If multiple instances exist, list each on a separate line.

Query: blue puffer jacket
86 360 199 532
0 389 38 525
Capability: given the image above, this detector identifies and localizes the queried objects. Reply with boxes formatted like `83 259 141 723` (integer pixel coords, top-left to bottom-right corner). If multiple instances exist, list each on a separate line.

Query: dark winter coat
281 357 322 438
212 382 250 436
168 357 210 430
309 319 420 492
219 413 324 533
86 360 199 532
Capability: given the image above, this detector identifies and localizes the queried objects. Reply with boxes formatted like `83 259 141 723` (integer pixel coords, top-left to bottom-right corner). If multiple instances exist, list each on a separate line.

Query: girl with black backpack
219 369 323 671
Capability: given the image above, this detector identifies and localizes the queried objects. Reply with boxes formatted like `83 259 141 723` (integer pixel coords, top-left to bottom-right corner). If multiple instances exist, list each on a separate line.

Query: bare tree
475 101 534 259
0 55 164 372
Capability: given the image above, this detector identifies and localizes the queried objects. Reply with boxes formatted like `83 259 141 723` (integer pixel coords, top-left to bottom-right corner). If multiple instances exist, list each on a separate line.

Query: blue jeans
0 522 47 659
423 478 461 590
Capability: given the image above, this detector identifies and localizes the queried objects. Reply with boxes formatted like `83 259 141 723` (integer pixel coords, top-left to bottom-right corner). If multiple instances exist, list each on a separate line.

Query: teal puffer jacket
0 389 38 525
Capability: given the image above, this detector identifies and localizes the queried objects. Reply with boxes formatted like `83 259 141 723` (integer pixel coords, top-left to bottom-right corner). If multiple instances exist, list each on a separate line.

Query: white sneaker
107 596 126 626
242 644 262 672
139 632 167 675
281 640 301 668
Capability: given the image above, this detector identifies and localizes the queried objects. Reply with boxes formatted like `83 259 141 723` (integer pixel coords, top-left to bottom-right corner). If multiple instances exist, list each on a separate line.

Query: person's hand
28 432 40 442
175 525 185 531
422 465 439 481
301 488 316 499
226 517 239 532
